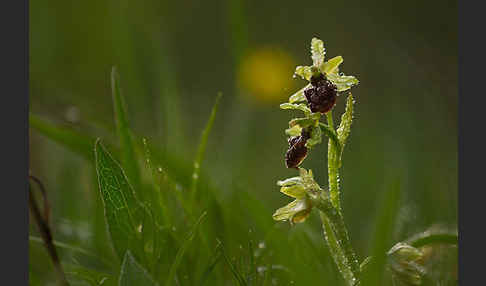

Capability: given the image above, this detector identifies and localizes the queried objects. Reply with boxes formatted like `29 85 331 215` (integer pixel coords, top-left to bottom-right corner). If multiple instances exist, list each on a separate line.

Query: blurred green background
29 0 457 284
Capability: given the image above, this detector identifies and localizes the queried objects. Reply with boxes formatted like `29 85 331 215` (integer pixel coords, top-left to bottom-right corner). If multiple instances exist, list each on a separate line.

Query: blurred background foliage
29 0 457 284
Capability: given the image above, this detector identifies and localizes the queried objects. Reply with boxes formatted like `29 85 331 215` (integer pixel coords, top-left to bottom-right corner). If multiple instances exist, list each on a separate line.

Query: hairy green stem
320 212 355 285
313 111 360 285
319 122 341 155
326 111 341 213
310 192 360 285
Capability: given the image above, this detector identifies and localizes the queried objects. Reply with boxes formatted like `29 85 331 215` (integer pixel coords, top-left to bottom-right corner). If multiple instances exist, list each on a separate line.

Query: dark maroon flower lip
304 74 338 114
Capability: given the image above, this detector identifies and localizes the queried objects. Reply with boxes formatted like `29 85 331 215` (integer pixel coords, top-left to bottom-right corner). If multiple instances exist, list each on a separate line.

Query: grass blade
30 112 209 199
94 139 143 261
29 113 97 161
190 93 222 202
111 66 141 189
199 245 223 286
407 230 458 248
29 236 113 269
141 138 170 224
219 241 247 286
359 256 373 274
119 251 159 286
64 263 116 286
227 0 248 65
164 211 207 286
361 179 402 286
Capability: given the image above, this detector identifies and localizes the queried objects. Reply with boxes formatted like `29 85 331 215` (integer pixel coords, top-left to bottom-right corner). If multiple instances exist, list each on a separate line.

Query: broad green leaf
279 103 311 114
294 66 314 81
305 125 322 148
111 66 141 190
285 125 302 136
191 93 222 199
119 251 158 286
311 38 326 67
322 56 343 75
337 94 354 151
288 84 311 103
94 139 143 260
29 113 97 161
165 211 207 286
327 73 359 92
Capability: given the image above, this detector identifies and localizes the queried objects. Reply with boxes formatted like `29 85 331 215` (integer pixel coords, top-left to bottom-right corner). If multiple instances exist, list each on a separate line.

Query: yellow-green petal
322 56 343 75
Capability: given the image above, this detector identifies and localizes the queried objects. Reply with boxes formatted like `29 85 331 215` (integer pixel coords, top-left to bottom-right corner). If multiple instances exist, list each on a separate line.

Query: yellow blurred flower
238 47 295 104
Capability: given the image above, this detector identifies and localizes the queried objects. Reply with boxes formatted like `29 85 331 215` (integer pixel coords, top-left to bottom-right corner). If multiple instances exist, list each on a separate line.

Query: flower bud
277 177 306 199
272 198 313 225
387 242 426 285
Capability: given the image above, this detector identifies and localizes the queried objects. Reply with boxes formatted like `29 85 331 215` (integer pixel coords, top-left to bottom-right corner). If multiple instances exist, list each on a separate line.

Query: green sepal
285 125 302 136
327 73 359 92
277 177 306 199
289 112 321 129
294 66 316 81
298 168 322 192
289 84 311 103
280 185 306 199
311 38 326 67
305 125 322 148
280 103 311 115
